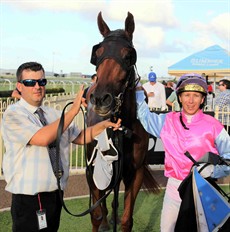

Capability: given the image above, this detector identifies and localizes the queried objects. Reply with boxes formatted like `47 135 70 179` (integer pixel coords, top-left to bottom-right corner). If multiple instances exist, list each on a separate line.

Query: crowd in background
142 71 230 135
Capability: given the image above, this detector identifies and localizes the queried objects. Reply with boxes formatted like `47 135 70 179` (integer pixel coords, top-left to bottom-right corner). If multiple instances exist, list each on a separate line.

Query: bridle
111 69 136 120
90 30 140 120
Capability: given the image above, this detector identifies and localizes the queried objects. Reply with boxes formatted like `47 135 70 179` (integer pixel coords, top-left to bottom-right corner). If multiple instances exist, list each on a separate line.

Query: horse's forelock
107 29 125 37
106 29 132 43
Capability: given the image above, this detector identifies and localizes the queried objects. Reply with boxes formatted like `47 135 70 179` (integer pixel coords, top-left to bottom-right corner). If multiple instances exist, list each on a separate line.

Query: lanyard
38 193 43 211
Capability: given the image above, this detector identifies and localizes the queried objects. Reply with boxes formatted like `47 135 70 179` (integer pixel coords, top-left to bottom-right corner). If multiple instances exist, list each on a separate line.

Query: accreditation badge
36 209 47 230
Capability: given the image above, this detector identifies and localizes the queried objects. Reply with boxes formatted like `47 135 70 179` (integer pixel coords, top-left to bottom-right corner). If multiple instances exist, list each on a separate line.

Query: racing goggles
19 78 47 87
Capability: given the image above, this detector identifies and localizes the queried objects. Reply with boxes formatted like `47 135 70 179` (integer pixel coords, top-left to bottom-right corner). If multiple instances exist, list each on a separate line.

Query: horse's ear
125 12 135 40
97 12 111 37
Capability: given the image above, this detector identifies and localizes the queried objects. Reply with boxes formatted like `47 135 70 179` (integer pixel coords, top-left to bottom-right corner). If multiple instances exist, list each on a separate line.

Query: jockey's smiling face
179 91 205 116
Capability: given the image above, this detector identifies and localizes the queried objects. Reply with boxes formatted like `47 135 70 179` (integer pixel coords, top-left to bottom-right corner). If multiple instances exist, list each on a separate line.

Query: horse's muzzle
90 92 114 117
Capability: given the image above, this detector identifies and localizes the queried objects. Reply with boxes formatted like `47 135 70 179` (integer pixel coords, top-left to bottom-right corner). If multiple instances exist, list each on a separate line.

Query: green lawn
1 186 229 232
0 190 164 232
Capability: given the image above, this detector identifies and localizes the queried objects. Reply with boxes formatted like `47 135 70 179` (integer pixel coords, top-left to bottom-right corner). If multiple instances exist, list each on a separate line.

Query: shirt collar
181 109 203 123
18 97 43 114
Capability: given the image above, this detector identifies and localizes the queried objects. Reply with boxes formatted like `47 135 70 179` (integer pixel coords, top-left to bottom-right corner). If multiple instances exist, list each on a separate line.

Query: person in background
214 79 230 135
165 81 174 99
81 73 97 108
142 72 166 111
166 90 180 111
136 73 230 232
205 78 215 108
1 62 121 232
11 88 21 99
164 81 174 111
207 81 214 94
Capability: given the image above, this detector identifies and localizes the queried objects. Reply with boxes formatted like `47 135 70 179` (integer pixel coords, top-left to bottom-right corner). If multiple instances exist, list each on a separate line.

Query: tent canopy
168 45 230 79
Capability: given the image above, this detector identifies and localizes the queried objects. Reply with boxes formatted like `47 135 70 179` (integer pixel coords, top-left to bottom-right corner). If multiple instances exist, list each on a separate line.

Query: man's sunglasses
19 79 47 87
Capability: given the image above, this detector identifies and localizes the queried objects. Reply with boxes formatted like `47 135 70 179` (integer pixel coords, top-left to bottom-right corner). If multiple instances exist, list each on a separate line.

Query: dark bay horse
86 12 160 232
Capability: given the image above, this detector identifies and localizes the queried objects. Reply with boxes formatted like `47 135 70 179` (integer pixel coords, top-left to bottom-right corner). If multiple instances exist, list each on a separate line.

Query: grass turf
0 190 164 232
1 186 229 231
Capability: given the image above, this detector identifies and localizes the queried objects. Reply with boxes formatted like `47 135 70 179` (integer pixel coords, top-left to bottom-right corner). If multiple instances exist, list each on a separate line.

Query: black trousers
11 190 63 232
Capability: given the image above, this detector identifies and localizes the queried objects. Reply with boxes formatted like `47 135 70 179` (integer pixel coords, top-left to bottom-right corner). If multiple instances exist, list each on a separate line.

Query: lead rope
55 102 123 219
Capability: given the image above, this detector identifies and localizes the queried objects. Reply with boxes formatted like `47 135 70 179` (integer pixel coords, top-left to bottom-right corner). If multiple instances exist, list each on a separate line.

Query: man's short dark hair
91 74 97 80
16 62 45 81
219 79 230 89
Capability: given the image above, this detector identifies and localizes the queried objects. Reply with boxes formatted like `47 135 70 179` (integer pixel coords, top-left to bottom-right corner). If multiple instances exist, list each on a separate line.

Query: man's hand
71 85 85 115
148 92 155 97
102 118 122 131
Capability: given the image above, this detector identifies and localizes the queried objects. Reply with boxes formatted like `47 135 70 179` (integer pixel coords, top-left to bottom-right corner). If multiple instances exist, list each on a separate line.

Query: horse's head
89 12 137 120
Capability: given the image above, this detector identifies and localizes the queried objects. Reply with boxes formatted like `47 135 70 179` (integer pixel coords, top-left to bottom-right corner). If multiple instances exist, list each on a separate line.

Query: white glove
196 163 214 178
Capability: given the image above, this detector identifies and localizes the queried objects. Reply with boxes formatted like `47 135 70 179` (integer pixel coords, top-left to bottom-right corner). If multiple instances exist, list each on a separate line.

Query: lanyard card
36 209 47 230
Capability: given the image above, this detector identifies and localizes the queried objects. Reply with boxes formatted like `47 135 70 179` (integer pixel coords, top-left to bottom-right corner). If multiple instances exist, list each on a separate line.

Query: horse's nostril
102 93 113 107
90 93 113 107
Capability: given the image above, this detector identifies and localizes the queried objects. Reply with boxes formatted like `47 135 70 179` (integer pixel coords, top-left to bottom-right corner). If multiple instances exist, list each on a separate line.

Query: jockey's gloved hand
197 163 214 178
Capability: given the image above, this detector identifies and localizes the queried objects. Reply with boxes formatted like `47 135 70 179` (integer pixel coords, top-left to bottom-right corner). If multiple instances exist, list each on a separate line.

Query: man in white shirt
1 62 121 232
142 72 166 111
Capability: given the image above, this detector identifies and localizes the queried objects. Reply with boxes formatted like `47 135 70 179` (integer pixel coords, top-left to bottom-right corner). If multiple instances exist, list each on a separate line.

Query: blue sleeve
136 90 166 138
212 129 230 178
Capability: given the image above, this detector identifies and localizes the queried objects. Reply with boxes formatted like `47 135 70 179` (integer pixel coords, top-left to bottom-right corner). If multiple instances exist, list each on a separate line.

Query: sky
0 0 229 79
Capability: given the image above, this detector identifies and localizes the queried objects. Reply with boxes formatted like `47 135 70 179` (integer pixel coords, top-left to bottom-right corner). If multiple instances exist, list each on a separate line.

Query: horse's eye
96 47 104 58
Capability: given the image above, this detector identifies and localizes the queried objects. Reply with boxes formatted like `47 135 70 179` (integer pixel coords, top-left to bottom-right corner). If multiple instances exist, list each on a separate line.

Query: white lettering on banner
191 58 223 67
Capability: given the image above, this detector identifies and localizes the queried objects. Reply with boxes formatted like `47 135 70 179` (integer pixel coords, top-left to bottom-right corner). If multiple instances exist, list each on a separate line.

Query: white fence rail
0 94 229 178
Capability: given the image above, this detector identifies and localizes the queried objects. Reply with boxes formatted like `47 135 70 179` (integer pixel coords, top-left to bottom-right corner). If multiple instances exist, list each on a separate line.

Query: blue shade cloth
193 168 230 231
168 45 230 74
